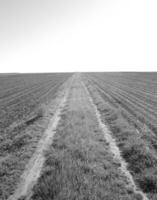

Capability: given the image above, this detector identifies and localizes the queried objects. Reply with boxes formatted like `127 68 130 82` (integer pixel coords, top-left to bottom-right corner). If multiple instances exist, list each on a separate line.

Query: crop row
0 73 71 130
86 73 157 135
83 72 157 200
0 73 72 199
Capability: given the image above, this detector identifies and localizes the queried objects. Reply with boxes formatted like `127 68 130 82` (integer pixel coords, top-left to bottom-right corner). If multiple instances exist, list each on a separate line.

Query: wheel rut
8 79 72 200
82 80 149 200
8 74 149 200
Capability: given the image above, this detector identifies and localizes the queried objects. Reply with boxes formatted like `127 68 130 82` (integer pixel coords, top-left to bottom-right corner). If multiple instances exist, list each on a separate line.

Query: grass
0 101 55 199
0 73 71 199
0 108 49 199
30 106 140 200
85 80 157 200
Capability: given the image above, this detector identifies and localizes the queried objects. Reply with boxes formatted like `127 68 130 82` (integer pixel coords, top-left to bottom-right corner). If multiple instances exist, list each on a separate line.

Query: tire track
8 80 72 200
82 81 149 200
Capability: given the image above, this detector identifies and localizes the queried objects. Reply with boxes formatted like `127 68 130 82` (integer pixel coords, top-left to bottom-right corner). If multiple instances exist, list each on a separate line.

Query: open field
0 72 157 200
0 73 72 199
83 72 157 200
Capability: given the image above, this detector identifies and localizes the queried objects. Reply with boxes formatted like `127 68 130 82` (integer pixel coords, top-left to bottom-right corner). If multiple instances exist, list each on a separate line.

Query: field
0 72 157 200
0 73 71 199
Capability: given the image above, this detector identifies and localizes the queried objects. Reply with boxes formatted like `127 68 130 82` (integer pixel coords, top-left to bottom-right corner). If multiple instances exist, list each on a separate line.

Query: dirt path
8 74 149 200
8 78 73 200
82 80 149 200
29 76 138 199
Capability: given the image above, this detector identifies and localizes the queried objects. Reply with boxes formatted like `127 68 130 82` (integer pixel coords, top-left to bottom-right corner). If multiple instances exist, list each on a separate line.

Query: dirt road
8 74 148 200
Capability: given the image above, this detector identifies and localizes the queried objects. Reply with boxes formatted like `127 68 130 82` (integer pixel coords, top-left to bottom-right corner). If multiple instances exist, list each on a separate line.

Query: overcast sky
0 0 157 72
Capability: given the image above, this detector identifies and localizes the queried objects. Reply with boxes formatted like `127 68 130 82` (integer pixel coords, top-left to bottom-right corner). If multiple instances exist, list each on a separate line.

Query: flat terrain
0 72 157 200
0 73 71 199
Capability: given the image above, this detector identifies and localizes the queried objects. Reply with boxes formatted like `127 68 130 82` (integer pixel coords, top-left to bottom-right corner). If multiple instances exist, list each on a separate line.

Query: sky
0 0 157 72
